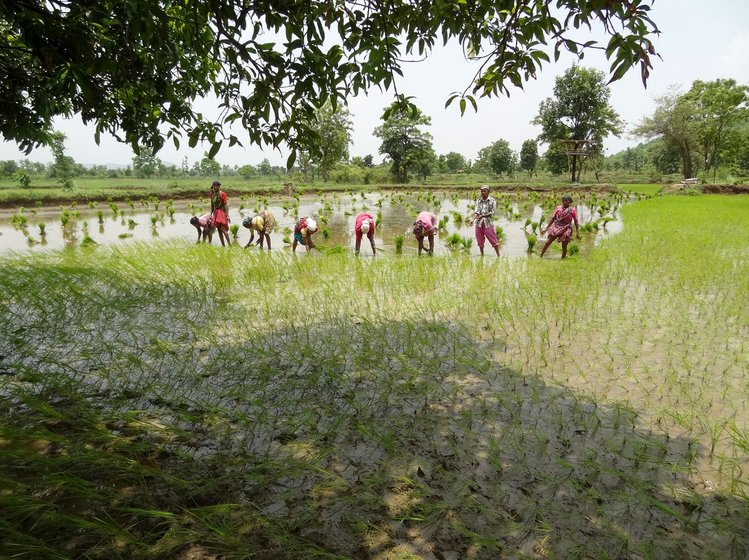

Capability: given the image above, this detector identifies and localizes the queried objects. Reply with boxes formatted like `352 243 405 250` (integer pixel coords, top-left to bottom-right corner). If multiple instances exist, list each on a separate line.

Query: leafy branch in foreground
1 0 659 162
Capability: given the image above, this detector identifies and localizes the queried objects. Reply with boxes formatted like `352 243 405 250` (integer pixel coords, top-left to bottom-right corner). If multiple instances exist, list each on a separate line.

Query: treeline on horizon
3 74 748 188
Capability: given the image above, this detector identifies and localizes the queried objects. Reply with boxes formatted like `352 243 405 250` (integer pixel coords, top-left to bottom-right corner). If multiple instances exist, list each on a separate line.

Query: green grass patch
617 183 662 195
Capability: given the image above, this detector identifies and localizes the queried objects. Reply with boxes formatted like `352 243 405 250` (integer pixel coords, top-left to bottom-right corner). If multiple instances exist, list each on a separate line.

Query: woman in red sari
210 180 231 246
540 194 580 259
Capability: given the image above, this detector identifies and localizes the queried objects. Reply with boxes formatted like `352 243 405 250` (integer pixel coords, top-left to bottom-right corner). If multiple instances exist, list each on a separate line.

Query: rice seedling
322 227 330 239
446 232 462 249
128 219 137 229
394 234 404 254
150 215 159 228
229 224 240 239
526 233 537 253
97 210 104 223
11 213 28 229
38 222 46 236
459 236 473 252
80 234 97 247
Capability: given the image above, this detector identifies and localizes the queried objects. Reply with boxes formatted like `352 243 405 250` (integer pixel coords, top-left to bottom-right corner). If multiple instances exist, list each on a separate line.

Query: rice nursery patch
0 195 747 559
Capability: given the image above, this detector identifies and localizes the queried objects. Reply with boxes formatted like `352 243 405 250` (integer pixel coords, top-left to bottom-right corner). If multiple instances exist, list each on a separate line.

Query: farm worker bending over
540 193 580 259
412 211 437 256
354 212 376 256
210 180 231 247
242 210 276 250
469 185 500 256
190 213 215 243
292 217 319 253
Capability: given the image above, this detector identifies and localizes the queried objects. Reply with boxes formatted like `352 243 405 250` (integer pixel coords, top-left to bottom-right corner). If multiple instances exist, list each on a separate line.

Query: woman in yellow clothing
242 210 276 250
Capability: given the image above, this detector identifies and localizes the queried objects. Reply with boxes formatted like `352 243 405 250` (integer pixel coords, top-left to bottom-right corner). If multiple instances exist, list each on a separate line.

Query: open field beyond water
1 195 747 559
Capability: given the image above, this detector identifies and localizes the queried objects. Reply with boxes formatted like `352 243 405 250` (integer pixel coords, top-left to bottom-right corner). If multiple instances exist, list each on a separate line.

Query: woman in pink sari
540 194 580 259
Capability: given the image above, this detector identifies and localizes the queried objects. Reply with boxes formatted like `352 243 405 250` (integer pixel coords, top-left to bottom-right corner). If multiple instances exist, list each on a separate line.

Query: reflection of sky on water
0 191 624 258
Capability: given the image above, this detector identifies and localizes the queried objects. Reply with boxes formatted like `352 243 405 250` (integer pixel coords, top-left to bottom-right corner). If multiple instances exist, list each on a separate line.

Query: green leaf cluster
1 1 660 162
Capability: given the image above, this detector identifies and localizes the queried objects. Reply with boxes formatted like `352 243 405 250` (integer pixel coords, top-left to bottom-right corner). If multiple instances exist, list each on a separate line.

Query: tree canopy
519 139 539 176
476 139 515 176
302 103 353 182
1 1 660 161
374 103 434 183
534 65 622 182
635 80 748 179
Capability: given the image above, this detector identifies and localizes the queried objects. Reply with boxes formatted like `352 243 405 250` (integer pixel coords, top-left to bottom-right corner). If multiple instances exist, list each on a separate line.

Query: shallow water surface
0 191 623 257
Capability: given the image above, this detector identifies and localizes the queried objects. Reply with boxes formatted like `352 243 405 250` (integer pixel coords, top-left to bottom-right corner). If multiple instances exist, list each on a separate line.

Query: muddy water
0 191 622 257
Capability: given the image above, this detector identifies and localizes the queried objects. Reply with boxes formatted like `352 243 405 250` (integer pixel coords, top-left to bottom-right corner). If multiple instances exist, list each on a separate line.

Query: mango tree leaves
1 0 659 161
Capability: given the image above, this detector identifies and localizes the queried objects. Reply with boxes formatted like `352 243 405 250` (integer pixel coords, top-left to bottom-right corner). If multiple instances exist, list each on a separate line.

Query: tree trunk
682 146 693 179
570 155 577 183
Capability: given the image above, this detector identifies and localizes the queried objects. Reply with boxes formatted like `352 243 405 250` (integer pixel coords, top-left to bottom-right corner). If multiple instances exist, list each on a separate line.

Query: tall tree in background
636 80 748 179
684 79 748 177
519 140 539 177
534 66 622 182
543 143 570 176
199 153 221 177
634 89 695 178
374 104 434 183
304 103 353 182
49 132 75 190
442 152 468 173
1 1 659 161
132 147 161 179
476 140 515 176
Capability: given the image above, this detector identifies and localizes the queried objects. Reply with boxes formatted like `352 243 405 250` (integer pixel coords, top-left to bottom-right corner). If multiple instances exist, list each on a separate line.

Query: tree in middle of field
301 102 353 182
475 139 516 177
374 102 435 183
534 66 622 183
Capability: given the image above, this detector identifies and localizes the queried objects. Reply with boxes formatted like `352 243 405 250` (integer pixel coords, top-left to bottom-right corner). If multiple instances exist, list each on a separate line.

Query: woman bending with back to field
412 211 437 256
540 194 580 259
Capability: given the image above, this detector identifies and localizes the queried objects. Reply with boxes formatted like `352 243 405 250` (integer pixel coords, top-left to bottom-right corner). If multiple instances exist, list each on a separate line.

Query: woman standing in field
292 216 319 253
540 194 580 259
412 211 437 256
210 180 231 246
470 185 500 256
354 212 376 256
242 210 276 250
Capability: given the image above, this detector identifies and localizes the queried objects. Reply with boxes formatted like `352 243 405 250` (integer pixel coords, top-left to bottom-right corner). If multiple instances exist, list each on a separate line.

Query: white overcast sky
1 0 748 168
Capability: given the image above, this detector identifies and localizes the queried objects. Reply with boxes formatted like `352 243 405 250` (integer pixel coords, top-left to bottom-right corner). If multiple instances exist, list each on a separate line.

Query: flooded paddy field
1 194 747 559
0 189 624 257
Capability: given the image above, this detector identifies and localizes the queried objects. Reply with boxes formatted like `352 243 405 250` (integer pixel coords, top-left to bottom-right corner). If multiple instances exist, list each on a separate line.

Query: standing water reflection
0 190 625 258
